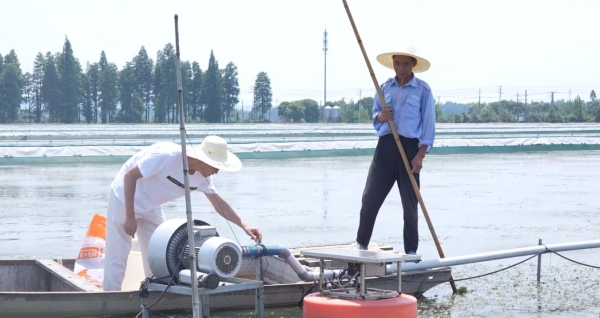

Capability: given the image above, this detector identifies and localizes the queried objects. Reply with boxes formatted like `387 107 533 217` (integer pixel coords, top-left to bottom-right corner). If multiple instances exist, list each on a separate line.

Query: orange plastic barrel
303 293 417 318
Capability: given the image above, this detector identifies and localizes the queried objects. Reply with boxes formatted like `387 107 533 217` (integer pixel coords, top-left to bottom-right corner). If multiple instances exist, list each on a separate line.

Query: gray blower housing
147 218 243 288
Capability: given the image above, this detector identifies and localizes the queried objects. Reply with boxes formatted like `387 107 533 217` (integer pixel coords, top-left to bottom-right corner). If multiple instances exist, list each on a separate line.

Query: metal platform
301 248 421 301
301 248 421 264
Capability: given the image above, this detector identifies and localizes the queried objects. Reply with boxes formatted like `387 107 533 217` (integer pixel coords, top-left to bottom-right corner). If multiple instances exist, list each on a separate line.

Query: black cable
393 252 542 285
380 249 600 287
297 283 316 308
136 248 186 317
548 249 600 269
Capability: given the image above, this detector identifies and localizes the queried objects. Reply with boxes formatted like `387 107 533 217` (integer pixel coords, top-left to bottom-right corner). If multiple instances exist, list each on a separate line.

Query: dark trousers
356 134 420 253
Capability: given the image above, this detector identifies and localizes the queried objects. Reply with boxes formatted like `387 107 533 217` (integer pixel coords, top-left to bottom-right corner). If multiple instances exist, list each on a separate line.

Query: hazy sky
2 0 599 107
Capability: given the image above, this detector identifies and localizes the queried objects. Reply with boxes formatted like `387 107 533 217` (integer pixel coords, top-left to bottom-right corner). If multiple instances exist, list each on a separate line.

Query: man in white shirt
102 135 262 291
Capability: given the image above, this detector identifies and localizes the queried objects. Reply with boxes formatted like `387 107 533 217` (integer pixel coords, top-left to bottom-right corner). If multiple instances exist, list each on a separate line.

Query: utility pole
551 92 555 106
241 101 244 121
478 88 481 107
525 90 527 106
323 29 328 107
499 86 502 102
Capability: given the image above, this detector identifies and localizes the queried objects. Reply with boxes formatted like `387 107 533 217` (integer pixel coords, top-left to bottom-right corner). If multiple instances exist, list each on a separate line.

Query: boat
0 242 451 318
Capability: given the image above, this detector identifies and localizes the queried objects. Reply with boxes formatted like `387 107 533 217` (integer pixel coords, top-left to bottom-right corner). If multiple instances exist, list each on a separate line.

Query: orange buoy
303 293 417 318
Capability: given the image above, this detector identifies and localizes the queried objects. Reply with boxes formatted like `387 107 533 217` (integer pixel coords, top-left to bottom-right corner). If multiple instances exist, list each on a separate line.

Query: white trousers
102 191 165 291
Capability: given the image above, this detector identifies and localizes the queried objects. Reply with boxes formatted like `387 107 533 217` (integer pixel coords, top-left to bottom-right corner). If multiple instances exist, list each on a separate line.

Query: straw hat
187 136 242 172
376 44 431 73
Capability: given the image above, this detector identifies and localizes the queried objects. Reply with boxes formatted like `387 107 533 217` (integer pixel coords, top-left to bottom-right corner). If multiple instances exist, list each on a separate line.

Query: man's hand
243 225 263 242
124 216 137 238
377 107 393 122
411 154 424 174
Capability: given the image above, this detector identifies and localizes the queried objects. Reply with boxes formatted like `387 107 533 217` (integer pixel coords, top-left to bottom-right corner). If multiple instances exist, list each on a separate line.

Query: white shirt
110 142 217 213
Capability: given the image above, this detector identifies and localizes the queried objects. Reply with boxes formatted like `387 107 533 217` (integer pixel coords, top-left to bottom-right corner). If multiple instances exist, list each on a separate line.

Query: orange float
303 292 417 318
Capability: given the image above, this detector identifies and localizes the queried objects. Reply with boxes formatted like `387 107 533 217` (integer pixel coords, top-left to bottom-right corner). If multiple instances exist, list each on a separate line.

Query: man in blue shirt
355 45 435 255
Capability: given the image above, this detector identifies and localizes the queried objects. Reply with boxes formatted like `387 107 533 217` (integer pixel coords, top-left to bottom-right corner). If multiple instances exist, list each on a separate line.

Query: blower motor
147 218 243 289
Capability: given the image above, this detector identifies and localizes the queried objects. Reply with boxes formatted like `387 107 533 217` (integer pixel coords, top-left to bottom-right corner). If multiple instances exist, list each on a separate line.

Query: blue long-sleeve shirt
372 75 436 152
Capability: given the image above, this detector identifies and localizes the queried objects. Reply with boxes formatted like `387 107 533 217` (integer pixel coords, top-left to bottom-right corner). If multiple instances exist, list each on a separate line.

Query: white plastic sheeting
1 136 600 165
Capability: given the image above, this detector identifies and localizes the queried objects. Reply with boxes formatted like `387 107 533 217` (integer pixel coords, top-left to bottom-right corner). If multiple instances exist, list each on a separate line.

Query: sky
1 0 599 107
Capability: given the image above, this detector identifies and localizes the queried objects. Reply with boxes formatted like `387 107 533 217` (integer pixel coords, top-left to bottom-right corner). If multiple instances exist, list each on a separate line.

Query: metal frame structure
301 248 421 301
143 277 264 318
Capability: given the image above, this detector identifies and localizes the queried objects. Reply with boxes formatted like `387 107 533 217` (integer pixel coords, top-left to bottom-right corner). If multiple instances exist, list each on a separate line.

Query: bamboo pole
174 14 202 317
341 0 457 294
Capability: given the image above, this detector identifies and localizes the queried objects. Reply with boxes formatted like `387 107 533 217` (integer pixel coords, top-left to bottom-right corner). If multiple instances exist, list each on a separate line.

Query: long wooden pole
341 0 457 294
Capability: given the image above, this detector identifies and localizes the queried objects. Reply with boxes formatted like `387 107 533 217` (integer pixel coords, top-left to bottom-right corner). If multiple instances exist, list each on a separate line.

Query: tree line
3 37 598 125
277 92 600 124
436 91 600 123
0 37 274 124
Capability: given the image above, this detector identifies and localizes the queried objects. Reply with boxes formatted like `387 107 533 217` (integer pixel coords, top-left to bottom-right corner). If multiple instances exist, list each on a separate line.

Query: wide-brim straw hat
376 44 431 73
187 136 242 172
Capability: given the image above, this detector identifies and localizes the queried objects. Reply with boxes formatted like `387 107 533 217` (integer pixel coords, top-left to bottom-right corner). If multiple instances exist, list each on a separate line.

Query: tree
152 58 165 122
80 72 94 123
22 72 33 122
591 90 597 102
133 46 154 123
252 71 272 120
117 62 143 123
86 63 100 123
98 52 119 123
277 101 290 121
573 95 583 122
154 44 177 123
1 50 23 123
57 37 81 123
222 62 240 122
32 53 45 123
202 50 222 123
0 64 22 123
162 44 177 122
189 62 203 121
180 60 193 121
300 99 320 122
99 51 108 70
287 101 305 122
41 52 61 123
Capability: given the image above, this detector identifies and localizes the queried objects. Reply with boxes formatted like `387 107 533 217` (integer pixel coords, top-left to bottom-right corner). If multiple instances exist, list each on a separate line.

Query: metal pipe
254 241 264 318
242 245 337 281
385 240 600 274
537 239 542 284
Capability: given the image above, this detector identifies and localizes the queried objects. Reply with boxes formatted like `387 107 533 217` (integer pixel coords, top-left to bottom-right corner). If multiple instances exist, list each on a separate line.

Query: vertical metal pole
360 263 366 299
174 14 201 318
255 244 264 318
319 259 325 293
201 295 210 317
141 296 150 318
397 261 402 294
537 239 542 285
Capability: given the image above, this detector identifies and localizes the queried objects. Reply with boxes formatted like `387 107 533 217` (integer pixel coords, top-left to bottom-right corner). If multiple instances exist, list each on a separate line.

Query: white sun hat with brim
376 44 431 73
187 135 242 172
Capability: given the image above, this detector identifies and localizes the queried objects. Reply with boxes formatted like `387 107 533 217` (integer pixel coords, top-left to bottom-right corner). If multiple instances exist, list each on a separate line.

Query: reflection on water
1 151 600 317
